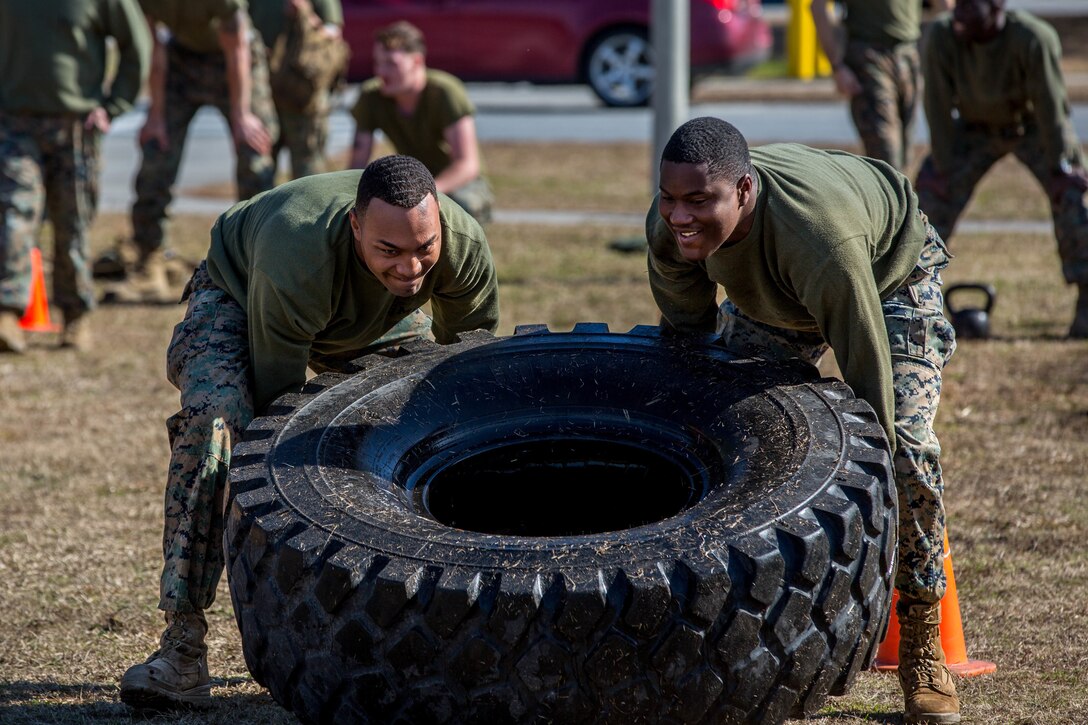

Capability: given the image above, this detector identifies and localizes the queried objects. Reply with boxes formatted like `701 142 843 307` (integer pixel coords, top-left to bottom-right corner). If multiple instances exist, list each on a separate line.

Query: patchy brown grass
1 140 1086 724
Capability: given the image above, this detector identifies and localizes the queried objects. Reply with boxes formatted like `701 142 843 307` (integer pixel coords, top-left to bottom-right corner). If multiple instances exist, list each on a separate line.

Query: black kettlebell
945 283 996 339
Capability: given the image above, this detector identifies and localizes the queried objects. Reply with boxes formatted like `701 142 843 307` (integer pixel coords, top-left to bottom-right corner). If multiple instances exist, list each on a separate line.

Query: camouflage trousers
273 90 331 179
0 112 100 317
915 121 1088 285
131 38 279 255
159 261 432 611
448 176 495 226
717 224 956 604
844 39 919 172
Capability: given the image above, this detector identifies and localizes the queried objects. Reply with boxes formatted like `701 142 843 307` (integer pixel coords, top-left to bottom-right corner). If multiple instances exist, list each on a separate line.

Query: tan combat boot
59 311 91 351
102 248 175 305
1070 283 1088 339
897 600 961 724
119 610 212 710
0 310 27 354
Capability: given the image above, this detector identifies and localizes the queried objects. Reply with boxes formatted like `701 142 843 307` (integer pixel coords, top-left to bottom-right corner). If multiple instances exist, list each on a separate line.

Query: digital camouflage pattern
844 39 919 171
274 98 331 179
131 38 278 256
159 262 432 611
717 225 956 604
447 176 495 226
916 123 1088 285
0 113 100 317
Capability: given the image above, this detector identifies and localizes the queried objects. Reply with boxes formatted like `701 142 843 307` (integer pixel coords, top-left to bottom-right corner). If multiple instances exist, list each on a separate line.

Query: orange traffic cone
19 247 59 333
874 531 997 676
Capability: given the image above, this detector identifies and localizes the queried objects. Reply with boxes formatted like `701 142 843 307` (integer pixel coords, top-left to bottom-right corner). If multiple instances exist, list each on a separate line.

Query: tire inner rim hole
423 439 698 536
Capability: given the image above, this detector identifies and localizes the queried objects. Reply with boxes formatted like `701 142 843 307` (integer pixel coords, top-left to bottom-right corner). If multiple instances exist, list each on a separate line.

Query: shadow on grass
808 710 902 723
0 678 284 724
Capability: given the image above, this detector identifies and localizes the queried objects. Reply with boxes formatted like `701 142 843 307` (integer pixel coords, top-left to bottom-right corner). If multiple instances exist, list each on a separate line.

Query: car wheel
225 324 896 724
584 28 655 107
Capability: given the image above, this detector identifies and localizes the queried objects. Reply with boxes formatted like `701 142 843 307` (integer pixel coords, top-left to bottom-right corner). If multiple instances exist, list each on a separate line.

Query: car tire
225 324 896 724
583 27 655 107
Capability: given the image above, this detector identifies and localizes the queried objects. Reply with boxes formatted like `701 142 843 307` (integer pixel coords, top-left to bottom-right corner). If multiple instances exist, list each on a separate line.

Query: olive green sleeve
797 240 896 442
1023 21 1077 171
247 266 329 414
103 0 152 119
429 225 500 344
922 22 958 175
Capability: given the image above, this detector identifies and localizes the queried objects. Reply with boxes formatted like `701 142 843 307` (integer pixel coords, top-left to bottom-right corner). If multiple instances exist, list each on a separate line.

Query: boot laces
903 627 943 687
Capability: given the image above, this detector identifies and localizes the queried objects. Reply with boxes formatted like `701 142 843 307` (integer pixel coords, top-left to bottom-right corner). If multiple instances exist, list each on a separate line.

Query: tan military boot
119 610 212 710
59 312 91 351
0 310 27 354
1069 283 1088 339
897 600 961 724
101 248 176 305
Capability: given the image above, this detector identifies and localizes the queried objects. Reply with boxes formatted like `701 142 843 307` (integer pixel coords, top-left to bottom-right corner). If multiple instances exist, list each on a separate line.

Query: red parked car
341 0 772 107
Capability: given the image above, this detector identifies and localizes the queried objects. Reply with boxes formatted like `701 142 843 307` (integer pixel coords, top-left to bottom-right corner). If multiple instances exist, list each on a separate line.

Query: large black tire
225 324 896 724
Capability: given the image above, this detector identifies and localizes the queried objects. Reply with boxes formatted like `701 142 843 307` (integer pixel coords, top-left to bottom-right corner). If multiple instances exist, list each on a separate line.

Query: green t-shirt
646 143 927 440
249 0 342 49
140 0 246 54
841 0 920 46
923 10 1076 174
0 0 151 118
206 170 500 412
351 69 477 177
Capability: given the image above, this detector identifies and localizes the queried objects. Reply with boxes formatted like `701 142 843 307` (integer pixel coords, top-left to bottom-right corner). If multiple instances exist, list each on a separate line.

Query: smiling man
646 117 960 724
119 154 498 711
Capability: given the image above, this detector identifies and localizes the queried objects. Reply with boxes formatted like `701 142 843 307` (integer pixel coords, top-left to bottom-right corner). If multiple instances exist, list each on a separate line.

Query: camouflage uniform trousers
716 224 956 604
0 112 99 318
131 37 279 256
447 176 495 226
843 39 920 172
159 261 432 611
273 88 331 179
916 120 1088 285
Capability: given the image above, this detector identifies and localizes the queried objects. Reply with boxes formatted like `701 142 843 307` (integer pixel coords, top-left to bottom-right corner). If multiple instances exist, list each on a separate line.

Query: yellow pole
787 0 817 80
787 0 833 79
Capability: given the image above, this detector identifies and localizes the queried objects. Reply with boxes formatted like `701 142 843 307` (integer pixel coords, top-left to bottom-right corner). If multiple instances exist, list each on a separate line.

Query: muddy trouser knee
883 225 957 604
447 177 495 226
160 262 253 612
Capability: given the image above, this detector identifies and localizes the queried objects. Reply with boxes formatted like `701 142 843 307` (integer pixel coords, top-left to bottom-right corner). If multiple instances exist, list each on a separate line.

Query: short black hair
355 155 438 216
661 116 751 182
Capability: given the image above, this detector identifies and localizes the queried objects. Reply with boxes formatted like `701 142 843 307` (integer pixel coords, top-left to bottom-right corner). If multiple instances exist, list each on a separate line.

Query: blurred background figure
252 0 349 180
0 0 150 352
811 0 953 171
915 0 1088 338
349 20 494 225
111 0 277 305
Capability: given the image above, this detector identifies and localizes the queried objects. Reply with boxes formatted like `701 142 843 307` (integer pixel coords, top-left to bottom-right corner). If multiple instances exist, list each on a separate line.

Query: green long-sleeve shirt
206 170 500 412
923 10 1076 174
647 144 927 440
140 0 246 54
0 0 151 119
249 0 342 50
841 0 920 46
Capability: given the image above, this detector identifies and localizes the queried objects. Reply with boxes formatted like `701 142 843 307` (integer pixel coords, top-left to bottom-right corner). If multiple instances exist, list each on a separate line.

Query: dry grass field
1 134 1086 725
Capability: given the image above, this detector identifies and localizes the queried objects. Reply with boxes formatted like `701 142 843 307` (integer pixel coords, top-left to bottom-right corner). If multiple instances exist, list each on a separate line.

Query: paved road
98 87 1087 234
